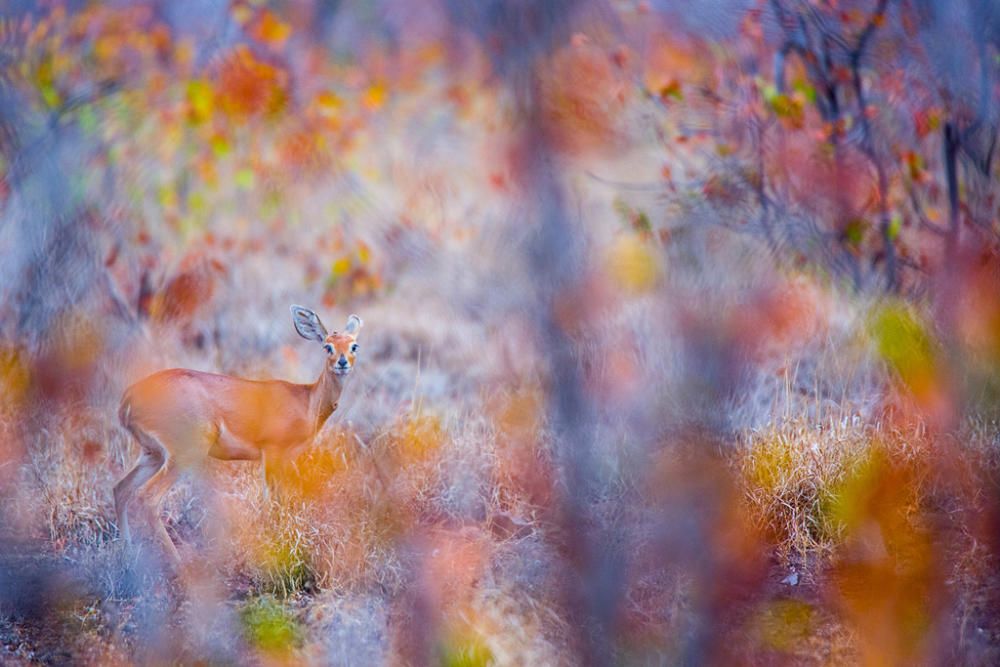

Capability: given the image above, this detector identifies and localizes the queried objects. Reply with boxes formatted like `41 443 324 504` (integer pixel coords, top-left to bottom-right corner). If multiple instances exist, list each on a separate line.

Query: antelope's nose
337 356 349 368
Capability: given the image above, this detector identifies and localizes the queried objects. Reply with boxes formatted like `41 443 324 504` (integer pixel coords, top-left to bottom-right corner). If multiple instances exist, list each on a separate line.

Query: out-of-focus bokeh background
3 0 1000 664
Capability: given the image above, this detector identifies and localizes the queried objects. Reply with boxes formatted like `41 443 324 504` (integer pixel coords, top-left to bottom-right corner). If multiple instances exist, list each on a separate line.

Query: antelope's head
290 306 363 378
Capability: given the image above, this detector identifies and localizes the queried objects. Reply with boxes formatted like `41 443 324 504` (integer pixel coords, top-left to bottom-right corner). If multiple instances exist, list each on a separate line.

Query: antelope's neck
308 370 342 436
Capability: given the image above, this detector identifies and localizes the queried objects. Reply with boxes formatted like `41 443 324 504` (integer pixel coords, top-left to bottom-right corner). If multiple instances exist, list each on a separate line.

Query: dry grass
733 418 925 561
0 84 996 661
3 294 1000 665
6 0 1000 660
3 202 1000 665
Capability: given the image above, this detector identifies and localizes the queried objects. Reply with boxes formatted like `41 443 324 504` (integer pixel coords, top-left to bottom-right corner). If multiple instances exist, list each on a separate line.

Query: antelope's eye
324 343 334 354
350 343 359 353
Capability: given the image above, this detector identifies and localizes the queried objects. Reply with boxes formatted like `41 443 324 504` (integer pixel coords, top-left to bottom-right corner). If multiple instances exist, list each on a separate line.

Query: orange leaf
215 45 288 119
362 82 387 111
252 9 291 49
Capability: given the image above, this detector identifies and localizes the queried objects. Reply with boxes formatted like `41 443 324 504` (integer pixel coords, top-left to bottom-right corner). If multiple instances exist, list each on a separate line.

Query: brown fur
113 308 362 566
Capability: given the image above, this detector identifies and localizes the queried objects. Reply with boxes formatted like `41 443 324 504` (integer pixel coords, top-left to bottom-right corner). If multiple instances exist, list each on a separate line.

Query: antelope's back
122 369 312 449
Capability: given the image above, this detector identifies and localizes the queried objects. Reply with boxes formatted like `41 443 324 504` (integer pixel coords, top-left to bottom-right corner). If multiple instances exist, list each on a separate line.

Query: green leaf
633 210 652 234
235 168 255 190
188 191 206 214
78 105 97 135
240 597 302 654
793 80 817 104
887 214 902 241
769 93 802 121
211 135 231 158
843 218 867 246
755 76 778 103
869 303 938 397
40 84 61 108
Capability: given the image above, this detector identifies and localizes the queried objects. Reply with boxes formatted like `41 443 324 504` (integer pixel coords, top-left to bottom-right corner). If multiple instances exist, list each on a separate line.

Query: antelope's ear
344 314 363 336
290 305 328 342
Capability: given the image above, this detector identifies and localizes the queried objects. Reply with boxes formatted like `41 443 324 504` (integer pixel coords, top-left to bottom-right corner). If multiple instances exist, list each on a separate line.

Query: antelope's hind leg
114 443 164 544
114 425 181 566
140 452 181 566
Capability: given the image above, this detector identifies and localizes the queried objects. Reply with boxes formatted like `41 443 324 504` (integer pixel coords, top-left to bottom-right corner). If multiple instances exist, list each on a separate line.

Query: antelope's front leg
260 448 271 502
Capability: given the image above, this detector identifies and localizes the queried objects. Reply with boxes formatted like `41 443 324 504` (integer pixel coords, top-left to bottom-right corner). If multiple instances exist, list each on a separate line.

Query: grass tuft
734 419 921 559
240 595 304 655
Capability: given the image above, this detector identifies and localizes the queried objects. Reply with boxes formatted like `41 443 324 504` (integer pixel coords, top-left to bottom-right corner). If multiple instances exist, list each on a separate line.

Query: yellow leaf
158 184 178 211
607 234 660 293
356 242 371 264
186 79 214 123
332 257 351 277
231 3 253 26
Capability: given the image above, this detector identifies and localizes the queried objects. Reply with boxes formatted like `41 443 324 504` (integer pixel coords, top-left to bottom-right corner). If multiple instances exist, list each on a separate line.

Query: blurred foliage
0 345 30 408
437 631 493 667
751 599 816 652
2 0 1000 664
871 305 938 395
240 596 304 655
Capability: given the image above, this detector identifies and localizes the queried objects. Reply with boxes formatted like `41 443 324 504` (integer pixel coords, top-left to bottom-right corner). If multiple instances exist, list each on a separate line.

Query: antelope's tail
118 393 133 430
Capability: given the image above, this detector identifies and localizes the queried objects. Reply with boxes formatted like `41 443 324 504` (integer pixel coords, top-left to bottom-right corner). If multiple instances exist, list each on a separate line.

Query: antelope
114 306 363 564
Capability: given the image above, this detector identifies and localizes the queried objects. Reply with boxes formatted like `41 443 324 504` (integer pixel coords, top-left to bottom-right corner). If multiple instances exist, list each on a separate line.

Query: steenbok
114 306 362 564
